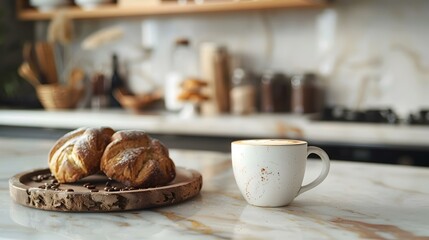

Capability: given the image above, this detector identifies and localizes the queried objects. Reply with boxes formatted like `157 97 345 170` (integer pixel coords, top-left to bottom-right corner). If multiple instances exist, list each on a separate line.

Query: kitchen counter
1 137 428 239
1 109 429 147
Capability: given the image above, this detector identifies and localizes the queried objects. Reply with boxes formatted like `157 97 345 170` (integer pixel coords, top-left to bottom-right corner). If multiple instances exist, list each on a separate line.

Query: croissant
49 127 114 183
100 131 176 188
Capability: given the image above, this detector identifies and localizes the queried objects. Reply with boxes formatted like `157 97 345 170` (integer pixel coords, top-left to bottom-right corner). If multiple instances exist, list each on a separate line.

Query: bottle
230 68 256 115
109 53 123 108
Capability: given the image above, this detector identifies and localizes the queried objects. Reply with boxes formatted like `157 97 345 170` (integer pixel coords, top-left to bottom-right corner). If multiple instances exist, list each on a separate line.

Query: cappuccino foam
233 139 306 146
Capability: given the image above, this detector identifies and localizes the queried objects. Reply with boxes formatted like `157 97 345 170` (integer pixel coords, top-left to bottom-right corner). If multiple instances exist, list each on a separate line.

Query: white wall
41 0 429 117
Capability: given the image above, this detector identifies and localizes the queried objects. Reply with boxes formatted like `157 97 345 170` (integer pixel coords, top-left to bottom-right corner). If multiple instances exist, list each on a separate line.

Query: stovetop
320 106 429 125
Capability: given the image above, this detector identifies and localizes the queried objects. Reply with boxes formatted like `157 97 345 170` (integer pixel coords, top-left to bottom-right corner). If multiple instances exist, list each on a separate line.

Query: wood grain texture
9 167 202 212
17 0 327 21
35 42 58 84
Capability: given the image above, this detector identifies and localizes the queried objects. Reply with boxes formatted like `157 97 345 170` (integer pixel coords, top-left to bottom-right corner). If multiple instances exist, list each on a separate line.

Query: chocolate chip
38 185 45 189
104 187 111 191
66 189 74 192
86 185 96 189
113 187 119 191
51 179 58 184
90 189 99 192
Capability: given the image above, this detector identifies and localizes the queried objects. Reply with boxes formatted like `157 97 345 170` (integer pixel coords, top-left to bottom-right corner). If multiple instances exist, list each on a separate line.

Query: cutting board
9 167 202 212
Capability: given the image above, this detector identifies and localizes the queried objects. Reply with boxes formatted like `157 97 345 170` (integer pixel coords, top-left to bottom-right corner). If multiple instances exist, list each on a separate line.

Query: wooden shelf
17 0 327 21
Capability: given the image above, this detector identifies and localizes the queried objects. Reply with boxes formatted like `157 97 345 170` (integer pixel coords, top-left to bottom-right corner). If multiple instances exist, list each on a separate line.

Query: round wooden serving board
9 167 202 212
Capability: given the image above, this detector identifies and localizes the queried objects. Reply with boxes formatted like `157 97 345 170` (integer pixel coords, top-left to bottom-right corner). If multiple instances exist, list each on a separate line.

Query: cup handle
297 146 330 196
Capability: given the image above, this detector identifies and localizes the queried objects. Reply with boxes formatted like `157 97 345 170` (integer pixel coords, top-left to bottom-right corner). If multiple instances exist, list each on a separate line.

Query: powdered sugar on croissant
49 127 114 183
100 131 176 188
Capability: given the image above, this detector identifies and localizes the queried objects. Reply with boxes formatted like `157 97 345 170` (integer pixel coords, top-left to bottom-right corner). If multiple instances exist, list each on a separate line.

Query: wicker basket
36 84 83 110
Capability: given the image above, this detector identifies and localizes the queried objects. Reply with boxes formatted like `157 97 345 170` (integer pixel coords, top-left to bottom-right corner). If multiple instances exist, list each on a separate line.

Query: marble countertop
1 109 429 147
1 137 428 239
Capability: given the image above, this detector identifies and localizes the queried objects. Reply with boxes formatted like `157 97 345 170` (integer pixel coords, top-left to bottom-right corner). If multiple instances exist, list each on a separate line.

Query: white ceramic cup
231 139 330 207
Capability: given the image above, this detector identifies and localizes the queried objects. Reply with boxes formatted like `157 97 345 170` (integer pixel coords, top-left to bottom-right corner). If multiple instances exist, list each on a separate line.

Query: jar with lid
291 73 322 114
260 72 291 113
165 38 198 111
230 68 256 115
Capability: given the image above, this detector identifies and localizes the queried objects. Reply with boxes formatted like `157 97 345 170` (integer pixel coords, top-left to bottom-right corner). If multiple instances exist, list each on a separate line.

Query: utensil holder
36 84 83 110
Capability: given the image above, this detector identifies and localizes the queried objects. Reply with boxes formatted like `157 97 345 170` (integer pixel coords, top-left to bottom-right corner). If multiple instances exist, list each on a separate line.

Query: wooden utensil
35 42 58 84
18 62 40 87
48 11 74 45
68 68 85 88
23 42 47 84
22 42 32 65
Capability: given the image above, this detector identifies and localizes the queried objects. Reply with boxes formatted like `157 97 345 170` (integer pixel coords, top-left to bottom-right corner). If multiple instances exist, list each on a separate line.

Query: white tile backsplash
39 0 429 118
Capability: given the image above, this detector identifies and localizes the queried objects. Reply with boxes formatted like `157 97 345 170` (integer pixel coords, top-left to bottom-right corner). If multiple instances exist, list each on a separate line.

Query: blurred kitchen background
1 0 428 166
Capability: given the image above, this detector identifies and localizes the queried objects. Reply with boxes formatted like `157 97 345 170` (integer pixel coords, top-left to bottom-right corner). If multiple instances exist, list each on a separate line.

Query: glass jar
291 73 321 114
165 38 198 111
230 68 256 115
260 72 291 113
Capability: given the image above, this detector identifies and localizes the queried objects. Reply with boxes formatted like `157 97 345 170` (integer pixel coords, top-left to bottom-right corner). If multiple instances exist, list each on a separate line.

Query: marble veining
1 137 429 239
